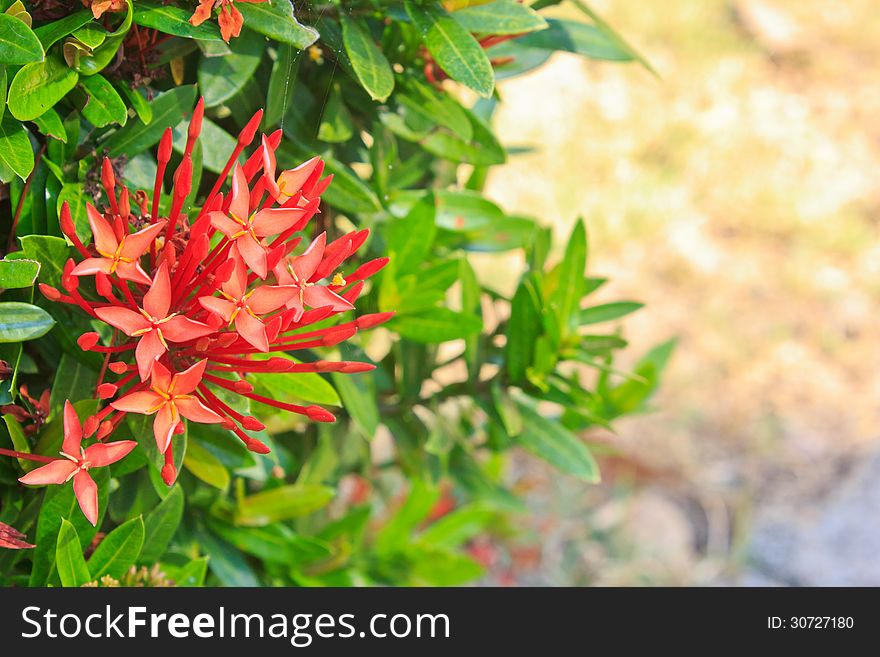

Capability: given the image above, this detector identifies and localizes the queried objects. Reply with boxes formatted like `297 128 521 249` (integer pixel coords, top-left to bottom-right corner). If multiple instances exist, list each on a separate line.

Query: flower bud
77 332 100 351
161 463 178 486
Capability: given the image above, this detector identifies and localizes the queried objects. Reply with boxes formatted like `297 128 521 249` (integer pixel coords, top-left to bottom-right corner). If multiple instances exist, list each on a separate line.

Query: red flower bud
238 109 264 146
357 312 395 330
39 284 62 301
241 416 265 431
161 463 178 486
245 437 271 454
306 406 336 423
97 383 117 399
157 127 173 163
77 332 100 351
108 362 129 375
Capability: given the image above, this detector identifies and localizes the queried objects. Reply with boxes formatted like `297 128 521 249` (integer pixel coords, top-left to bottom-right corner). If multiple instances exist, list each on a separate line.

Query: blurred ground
480 0 880 585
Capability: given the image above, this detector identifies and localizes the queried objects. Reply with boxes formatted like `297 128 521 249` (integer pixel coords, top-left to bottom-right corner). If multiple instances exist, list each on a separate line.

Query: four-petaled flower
18 402 136 525
95 262 216 380
190 0 267 43
199 255 296 351
274 232 354 322
210 164 306 278
111 360 223 453
72 204 166 285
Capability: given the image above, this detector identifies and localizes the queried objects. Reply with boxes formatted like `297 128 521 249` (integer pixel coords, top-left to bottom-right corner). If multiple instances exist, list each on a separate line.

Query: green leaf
7 56 78 122
10 234 69 288
549 220 587 338
56 519 91 588
453 0 547 35
514 396 600 482
235 485 335 527
0 302 54 343
198 29 263 107
183 439 229 490
3 414 31 470
317 83 353 142
0 259 39 289
389 308 482 343
33 11 94 50
405 1 494 98
385 193 437 276
139 485 183 563
238 0 318 48
0 14 44 65
117 84 152 124
250 356 340 407
569 0 656 75
171 556 208 586
397 79 472 141
0 68 6 123
0 114 34 182
340 14 394 102
420 105 505 166
603 339 675 416
506 276 541 382
87 515 145 580
580 301 643 325
105 85 197 157
375 479 439 553
418 504 493 550
330 371 379 440
209 520 331 565
32 107 67 142
79 73 127 127
434 190 533 252
133 2 222 41
513 17 633 61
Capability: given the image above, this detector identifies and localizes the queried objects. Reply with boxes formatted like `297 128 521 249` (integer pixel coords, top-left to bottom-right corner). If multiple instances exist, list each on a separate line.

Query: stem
0 447 56 464
6 146 45 254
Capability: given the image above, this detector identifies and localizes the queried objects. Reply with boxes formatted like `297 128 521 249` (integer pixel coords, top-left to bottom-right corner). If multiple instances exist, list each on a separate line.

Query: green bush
0 0 670 586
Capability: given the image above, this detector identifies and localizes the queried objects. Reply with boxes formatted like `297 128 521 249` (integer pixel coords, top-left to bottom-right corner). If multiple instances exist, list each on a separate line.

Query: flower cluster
190 0 267 43
28 98 390 523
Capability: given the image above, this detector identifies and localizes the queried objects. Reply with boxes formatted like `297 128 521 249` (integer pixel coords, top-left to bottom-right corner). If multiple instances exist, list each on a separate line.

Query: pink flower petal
172 360 208 395
135 329 166 381
87 203 118 255
62 400 83 456
234 235 268 279
84 440 137 467
71 258 113 277
198 296 236 323
143 261 172 318
251 208 304 237
111 391 163 414
209 211 244 238
121 221 166 261
247 285 298 314
235 311 269 352
303 285 354 312
161 316 216 342
94 306 150 336
73 471 99 526
292 232 326 282
114 260 153 286
176 397 224 424
153 405 176 454
229 164 250 224
18 460 78 486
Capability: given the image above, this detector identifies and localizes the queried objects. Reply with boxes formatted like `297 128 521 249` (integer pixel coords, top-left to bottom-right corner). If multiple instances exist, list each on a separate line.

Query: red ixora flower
18 402 136 525
190 0 267 43
38 97 392 487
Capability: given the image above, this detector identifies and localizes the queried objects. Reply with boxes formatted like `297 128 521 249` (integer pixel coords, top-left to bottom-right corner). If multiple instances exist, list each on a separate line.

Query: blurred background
478 0 880 585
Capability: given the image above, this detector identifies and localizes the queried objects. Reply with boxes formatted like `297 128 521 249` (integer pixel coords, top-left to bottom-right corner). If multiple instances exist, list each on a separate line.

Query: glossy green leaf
514 396 600 482
390 308 482 343
87 515 144 580
238 0 318 48
506 277 541 382
0 259 39 289
56 519 91 588
198 30 263 107
549 220 587 338
105 85 197 157
317 83 353 142
331 371 379 440
340 14 394 102
405 1 494 98
385 193 437 275
580 301 644 325
0 14 44 65
139 485 183 563
172 556 208 586
32 107 67 142
117 84 152 124
9 235 69 287
513 18 633 61
0 302 55 343
133 2 222 40
33 11 94 50
183 439 229 490
7 56 78 122
79 74 127 127
453 0 547 35
235 485 335 527
0 114 35 182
